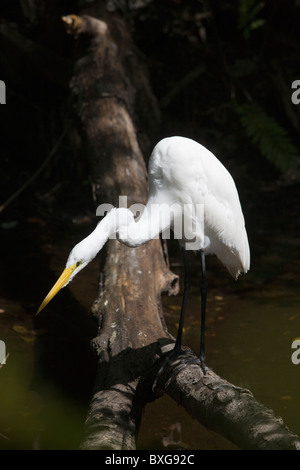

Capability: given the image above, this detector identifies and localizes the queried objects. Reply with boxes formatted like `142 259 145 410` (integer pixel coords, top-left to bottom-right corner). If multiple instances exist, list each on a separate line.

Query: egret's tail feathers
240 229 250 275
217 235 250 280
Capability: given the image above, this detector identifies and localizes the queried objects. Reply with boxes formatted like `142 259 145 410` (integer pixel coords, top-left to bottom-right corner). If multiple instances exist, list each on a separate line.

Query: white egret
37 136 250 371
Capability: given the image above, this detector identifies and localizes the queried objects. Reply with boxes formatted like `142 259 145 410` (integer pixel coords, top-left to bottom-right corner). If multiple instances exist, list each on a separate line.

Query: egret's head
36 207 134 315
36 237 95 315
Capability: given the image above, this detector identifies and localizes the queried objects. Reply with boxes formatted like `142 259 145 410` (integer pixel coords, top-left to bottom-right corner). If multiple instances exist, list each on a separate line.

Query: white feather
119 136 250 278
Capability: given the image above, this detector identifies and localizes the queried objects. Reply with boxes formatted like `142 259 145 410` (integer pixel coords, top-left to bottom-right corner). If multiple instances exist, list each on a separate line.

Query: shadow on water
1 183 300 449
0 216 98 450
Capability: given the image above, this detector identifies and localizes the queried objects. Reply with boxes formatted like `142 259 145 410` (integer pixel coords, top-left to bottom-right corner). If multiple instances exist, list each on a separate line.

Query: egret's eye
76 261 82 267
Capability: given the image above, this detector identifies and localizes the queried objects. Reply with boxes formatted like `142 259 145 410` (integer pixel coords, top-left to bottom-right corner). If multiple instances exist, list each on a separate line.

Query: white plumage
37 136 250 328
118 136 250 279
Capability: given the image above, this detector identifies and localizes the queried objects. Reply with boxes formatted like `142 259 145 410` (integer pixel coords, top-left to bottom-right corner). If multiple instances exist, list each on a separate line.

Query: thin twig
0 125 68 213
161 64 206 108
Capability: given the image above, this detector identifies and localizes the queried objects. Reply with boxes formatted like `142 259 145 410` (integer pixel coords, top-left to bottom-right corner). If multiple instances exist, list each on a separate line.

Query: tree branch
153 348 300 450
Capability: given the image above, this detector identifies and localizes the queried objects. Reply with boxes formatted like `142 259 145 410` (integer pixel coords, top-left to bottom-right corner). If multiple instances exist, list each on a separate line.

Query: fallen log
62 10 300 451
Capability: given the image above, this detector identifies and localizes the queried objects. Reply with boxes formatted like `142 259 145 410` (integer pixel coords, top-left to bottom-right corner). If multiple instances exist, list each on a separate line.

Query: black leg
200 249 207 373
152 247 193 392
153 248 208 392
174 247 191 351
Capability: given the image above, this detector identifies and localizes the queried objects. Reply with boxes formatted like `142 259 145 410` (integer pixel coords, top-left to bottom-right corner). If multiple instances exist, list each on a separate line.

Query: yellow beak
36 263 79 315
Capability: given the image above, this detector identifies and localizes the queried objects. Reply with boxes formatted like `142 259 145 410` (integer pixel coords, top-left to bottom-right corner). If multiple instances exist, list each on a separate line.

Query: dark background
0 0 299 450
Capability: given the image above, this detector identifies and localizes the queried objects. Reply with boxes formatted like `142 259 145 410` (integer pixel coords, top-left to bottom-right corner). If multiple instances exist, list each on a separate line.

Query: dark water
137 255 300 449
1 189 299 450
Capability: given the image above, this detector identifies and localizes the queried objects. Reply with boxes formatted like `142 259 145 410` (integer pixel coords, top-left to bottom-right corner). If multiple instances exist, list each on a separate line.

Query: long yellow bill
36 263 79 315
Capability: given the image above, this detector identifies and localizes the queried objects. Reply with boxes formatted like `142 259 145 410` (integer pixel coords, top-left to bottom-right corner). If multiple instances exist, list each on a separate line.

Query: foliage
237 0 266 39
235 102 298 173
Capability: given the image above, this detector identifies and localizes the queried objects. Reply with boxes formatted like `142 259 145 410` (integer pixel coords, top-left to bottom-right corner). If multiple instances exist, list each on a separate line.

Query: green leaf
234 102 298 173
238 0 266 39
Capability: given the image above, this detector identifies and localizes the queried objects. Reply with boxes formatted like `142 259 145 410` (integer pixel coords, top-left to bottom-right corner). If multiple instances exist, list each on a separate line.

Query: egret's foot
152 345 202 393
152 345 180 393
200 354 207 375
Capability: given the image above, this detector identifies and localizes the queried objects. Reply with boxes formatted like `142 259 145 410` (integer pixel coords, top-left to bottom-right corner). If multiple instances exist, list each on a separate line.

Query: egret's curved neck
87 201 173 253
117 201 173 248
65 208 129 275
93 207 123 247
71 209 120 265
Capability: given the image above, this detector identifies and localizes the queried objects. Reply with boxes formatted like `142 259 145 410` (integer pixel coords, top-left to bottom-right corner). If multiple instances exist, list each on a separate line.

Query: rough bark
62 11 300 451
154 350 300 450
62 11 178 450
